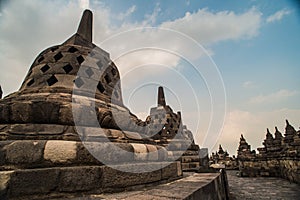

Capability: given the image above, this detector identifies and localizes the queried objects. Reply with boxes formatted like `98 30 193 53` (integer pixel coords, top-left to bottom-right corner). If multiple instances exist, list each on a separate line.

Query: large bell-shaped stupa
0 10 201 199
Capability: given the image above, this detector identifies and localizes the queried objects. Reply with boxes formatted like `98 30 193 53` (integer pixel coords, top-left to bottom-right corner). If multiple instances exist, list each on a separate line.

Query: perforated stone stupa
0 10 201 199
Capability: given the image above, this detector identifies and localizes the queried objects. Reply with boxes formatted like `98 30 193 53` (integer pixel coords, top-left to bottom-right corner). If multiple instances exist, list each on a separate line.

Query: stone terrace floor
227 170 300 200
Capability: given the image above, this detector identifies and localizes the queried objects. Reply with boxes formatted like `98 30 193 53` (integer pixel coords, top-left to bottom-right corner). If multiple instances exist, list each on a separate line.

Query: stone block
167 150 173 157
177 161 183 176
101 163 162 188
146 144 158 161
32 101 60 123
0 124 10 140
173 150 187 157
9 124 65 136
44 140 77 163
157 147 168 161
182 156 200 163
82 127 107 141
110 129 125 139
71 95 93 106
76 142 103 164
161 161 181 180
188 162 200 169
58 166 102 192
124 131 143 140
132 143 148 161
11 102 32 123
0 104 9 123
59 103 74 125
82 142 134 165
5 140 45 164
73 104 99 127
181 163 190 170
166 142 188 151
0 171 13 199
115 142 134 153
100 113 118 129
0 141 13 166
8 168 59 197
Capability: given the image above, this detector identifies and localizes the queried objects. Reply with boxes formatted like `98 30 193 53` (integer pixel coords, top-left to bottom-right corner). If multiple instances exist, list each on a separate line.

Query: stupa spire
157 86 166 107
77 9 93 42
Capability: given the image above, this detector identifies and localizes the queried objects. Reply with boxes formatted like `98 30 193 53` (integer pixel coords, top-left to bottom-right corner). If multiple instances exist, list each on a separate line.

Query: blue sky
0 0 299 154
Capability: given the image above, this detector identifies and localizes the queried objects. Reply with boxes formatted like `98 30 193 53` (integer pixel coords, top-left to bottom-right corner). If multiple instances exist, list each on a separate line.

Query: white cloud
161 8 262 45
243 81 256 89
0 1 262 97
79 0 89 9
102 8 262 86
115 49 180 75
266 9 291 23
143 3 161 25
116 5 136 20
249 89 298 104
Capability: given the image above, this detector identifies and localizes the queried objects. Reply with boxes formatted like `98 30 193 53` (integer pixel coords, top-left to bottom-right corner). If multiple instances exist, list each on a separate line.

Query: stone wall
237 120 300 184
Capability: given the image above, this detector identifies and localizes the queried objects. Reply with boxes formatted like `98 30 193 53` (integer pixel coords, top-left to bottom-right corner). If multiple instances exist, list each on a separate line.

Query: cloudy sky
0 0 299 155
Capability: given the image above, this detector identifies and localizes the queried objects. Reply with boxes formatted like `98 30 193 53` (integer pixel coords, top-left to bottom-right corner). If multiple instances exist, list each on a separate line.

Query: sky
0 0 299 155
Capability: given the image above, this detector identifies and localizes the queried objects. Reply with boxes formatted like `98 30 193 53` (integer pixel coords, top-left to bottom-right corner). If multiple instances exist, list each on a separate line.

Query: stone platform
227 170 300 200
14 172 227 200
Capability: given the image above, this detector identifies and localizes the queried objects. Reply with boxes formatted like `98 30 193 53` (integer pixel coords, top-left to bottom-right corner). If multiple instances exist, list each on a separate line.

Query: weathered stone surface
9 124 65 135
157 147 168 161
9 168 59 197
124 131 142 140
101 163 162 189
176 161 182 176
0 141 12 166
182 155 200 163
32 101 60 123
82 127 107 141
5 140 45 164
82 142 134 164
110 129 125 139
59 103 74 125
0 104 9 123
228 170 300 200
93 172 226 200
11 102 32 123
58 166 102 192
189 162 200 168
76 142 103 164
44 140 77 163
146 144 158 161
71 104 99 127
0 171 13 199
161 162 181 180
132 143 148 161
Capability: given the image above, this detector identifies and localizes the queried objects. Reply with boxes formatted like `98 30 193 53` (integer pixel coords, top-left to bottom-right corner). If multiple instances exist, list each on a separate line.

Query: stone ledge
1 162 182 199
25 172 228 200
0 140 178 170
